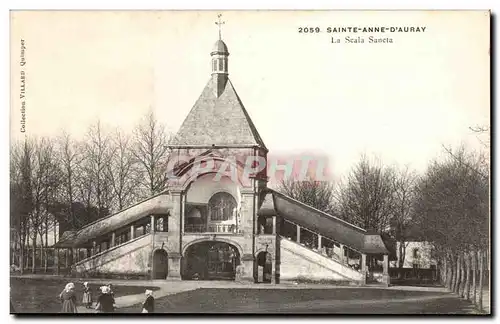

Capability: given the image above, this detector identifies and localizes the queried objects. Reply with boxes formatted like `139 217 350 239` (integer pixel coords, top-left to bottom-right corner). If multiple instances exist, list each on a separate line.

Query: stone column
340 244 345 263
181 195 186 234
111 232 116 248
361 253 367 273
130 225 135 240
151 215 156 233
55 248 59 275
92 241 97 256
237 254 256 283
167 252 182 280
163 216 168 232
168 191 182 256
318 235 322 250
382 254 390 286
296 225 301 243
272 216 277 235
270 256 276 284
65 249 69 268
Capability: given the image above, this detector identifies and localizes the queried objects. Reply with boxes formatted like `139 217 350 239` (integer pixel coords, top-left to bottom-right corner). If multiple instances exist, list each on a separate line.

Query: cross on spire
215 13 225 40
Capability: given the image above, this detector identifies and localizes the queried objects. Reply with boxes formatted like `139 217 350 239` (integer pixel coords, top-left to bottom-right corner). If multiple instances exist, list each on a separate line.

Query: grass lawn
120 288 476 314
10 277 160 314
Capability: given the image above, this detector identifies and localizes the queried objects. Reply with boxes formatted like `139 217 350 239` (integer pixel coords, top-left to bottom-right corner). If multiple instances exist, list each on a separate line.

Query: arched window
208 192 237 221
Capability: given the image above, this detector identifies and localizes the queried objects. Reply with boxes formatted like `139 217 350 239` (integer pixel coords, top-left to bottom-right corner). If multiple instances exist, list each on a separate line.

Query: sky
10 10 490 180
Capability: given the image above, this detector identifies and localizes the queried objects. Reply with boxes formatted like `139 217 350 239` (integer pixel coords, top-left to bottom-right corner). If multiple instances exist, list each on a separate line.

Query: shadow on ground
11 277 160 313
120 288 477 314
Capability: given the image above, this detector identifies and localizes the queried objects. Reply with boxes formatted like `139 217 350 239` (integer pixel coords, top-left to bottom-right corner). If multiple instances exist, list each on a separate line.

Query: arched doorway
152 249 169 279
256 251 272 283
184 241 240 280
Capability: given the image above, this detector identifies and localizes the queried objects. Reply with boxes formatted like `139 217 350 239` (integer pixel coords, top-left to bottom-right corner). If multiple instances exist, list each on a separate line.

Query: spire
211 14 229 97
170 15 266 149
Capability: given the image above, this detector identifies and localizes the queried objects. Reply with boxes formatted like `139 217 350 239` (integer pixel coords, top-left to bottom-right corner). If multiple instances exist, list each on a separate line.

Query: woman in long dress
96 286 115 313
82 282 92 308
59 282 77 313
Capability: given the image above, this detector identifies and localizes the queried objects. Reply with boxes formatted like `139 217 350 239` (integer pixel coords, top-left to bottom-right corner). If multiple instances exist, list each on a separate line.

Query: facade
53 36 394 285
396 241 437 269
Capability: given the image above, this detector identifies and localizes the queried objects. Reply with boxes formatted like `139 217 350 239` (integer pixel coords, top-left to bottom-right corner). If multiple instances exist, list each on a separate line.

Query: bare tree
413 146 489 310
277 179 335 214
10 138 34 274
82 121 114 219
469 125 490 152
57 131 81 229
132 110 171 197
28 137 59 273
107 131 140 210
390 166 417 269
335 154 395 233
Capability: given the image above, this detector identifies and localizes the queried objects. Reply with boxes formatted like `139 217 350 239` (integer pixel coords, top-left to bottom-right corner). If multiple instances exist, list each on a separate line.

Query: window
208 192 237 221
412 248 419 259
218 59 223 71
212 60 217 71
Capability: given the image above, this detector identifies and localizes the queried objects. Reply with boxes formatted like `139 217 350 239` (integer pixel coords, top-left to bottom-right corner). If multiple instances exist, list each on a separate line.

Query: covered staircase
280 236 365 283
258 189 395 285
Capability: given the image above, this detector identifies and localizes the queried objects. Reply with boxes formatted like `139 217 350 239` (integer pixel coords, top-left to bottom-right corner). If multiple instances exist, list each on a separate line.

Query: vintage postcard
9 10 490 315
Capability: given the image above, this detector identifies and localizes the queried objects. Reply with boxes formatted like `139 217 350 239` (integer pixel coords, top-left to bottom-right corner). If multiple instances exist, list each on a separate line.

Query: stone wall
280 237 364 283
74 234 152 276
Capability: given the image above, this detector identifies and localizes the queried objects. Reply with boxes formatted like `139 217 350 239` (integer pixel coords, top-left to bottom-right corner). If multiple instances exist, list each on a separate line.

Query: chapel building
54 35 394 285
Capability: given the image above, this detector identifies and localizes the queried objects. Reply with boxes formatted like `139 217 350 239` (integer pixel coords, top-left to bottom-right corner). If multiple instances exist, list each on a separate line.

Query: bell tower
211 14 229 97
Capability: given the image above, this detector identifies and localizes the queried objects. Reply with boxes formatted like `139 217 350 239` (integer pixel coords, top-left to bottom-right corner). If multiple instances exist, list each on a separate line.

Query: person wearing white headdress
95 285 114 313
82 282 92 308
142 289 154 313
58 282 77 313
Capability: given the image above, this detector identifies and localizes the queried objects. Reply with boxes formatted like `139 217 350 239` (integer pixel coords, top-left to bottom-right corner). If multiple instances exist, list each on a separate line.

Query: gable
171 78 266 149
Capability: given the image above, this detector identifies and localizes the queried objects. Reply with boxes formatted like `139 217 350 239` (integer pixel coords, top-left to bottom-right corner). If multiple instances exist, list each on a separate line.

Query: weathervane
215 13 225 40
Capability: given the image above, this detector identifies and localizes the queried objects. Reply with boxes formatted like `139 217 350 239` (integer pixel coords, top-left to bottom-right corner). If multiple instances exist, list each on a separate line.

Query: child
82 282 93 309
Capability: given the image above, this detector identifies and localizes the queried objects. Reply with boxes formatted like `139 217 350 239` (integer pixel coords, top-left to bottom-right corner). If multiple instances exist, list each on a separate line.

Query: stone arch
256 251 273 283
255 248 275 261
179 157 247 191
208 191 238 223
182 239 242 280
152 249 169 279
182 237 244 258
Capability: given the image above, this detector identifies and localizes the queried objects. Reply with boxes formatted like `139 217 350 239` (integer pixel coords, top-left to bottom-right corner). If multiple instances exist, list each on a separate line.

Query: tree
28 137 62 273
82 121 114 219
413 146 489 310
132 110 171 198
277 179 335 214
335 154 395 233
107 131 140 210
57 131 81 229
390 166 417 269
10 138 34 273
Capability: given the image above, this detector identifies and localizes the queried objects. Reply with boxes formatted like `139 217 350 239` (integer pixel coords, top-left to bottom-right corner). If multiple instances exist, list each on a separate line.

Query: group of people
59 282 155 313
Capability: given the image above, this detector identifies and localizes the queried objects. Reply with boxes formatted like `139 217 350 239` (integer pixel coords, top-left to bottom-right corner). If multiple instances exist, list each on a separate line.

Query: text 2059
298 27 321 33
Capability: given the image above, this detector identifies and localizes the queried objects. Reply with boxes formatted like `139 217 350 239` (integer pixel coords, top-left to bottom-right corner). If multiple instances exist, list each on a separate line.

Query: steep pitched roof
170 78 267 149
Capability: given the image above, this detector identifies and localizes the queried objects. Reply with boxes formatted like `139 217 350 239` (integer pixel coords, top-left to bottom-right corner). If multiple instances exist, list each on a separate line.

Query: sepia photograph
9 10 490 315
